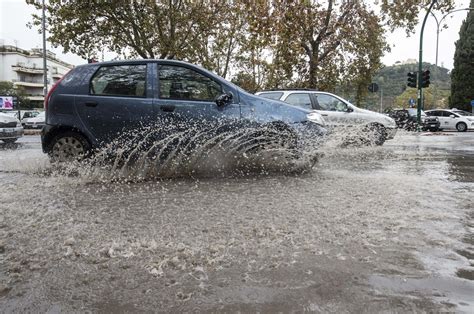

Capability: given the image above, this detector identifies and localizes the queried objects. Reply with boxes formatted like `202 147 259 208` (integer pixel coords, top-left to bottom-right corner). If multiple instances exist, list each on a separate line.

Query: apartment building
0 41 74 107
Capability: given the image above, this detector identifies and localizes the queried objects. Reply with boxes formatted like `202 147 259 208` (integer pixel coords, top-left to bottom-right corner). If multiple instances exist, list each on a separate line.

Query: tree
0 81 32 109
28 0 455 104
28 0 228 61
450 1 474 111
248 1 454 102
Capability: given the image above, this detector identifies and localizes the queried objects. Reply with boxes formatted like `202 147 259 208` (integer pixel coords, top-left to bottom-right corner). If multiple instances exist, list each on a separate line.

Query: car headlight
467 117 474 122
307 112 325 126
16 121 22 127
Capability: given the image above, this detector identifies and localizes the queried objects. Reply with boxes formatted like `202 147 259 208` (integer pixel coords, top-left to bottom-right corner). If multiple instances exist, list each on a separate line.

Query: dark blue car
42 60 325 161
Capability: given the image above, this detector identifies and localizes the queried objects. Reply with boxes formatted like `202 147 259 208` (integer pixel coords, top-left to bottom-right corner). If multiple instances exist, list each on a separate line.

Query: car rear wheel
456 122 467 132
49 132 91 162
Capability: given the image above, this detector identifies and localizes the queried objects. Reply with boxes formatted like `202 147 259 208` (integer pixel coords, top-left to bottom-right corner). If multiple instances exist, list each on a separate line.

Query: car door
153 62 241 127
311 93 357 126
437 110 454 129
283 93 314 111
75 63 154 144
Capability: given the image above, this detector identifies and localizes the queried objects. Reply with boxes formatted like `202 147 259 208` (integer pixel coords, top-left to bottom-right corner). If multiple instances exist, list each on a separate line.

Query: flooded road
0 132 473 312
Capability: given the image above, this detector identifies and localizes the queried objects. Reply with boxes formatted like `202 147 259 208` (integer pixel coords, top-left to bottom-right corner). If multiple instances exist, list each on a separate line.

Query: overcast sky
0 0 471 70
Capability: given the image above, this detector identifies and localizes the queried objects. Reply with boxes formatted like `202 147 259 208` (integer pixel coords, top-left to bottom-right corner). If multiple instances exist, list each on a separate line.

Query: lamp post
42 0 48 99
429 7 474 108
417 0 437 127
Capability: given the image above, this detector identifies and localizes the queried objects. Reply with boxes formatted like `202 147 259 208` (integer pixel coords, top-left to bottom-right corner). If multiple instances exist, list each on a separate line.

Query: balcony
12 78 44 88
28 95 44 101
12 64 44 75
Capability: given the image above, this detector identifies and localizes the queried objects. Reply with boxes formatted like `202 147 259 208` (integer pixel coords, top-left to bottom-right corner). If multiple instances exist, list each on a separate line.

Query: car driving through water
256 90 397 145
42 60 326 162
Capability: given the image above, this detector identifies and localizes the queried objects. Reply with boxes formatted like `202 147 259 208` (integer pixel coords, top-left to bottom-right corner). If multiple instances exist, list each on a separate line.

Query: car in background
425 109 474 132
387 108 440 132
42 60 326 161
2 110 40 122
23 111 46 129
0 112 24 143
256 89 397 145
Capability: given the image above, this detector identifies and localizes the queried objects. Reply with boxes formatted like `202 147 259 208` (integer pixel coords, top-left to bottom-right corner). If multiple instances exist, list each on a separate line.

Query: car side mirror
346 107 353 113
215 93 233 107
449 114 455 118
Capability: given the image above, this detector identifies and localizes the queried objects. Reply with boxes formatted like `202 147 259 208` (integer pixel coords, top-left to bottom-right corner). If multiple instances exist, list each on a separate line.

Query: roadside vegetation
27 1 459 109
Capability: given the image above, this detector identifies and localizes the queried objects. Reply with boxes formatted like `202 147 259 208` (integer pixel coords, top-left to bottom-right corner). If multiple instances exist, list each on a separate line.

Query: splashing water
43 119 327 182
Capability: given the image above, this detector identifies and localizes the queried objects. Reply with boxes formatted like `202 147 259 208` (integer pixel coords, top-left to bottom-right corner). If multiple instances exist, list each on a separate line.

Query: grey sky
0 0 471 69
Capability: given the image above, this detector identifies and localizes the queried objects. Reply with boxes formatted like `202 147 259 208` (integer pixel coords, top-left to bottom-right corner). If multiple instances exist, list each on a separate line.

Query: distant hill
369 62 451 110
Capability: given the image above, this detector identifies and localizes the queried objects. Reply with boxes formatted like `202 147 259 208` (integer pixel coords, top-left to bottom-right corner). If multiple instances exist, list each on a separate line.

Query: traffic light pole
417 0 437 126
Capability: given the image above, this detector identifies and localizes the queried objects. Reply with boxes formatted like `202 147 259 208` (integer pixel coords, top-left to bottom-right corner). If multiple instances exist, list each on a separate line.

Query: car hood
0 112 20 123
237 90 313 125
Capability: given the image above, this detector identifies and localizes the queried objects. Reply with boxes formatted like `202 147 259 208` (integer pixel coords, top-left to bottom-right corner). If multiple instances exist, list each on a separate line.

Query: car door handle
160 105 175 112
85 101 98 107
321 114 328 116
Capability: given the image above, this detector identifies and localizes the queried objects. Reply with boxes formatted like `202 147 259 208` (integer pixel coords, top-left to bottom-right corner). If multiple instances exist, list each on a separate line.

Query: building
0 41 74 107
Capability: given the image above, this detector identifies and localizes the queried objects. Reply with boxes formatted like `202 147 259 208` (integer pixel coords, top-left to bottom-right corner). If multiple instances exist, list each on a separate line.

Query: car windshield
452 110 473 116
258 92 284 100
407 108 426 116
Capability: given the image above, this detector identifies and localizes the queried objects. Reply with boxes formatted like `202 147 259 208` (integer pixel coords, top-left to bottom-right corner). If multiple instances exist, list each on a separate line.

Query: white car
256 90 397 145
425 109 474 132
0 112 24 143
23 111 45 129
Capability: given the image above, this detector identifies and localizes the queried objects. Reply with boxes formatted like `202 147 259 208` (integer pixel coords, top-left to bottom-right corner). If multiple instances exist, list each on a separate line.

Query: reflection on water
0 131 473 312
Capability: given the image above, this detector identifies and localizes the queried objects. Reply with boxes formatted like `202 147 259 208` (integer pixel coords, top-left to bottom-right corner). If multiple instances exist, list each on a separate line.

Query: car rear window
258 92 283 100
90 64 147 97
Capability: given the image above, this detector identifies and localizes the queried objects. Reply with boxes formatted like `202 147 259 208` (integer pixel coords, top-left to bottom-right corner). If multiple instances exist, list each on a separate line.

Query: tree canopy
450 0 474 111
29 0 455 103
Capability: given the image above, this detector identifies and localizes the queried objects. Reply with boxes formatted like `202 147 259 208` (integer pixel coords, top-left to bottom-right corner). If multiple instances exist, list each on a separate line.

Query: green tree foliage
450 1 474 111
0 81 32 109
28 0 454 104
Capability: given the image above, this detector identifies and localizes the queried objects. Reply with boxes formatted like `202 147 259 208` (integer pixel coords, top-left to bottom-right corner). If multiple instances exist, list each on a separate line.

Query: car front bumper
0 126 24 139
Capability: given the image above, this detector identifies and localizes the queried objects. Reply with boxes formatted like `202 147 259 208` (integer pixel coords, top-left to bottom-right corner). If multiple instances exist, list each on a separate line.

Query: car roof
259 89 320 92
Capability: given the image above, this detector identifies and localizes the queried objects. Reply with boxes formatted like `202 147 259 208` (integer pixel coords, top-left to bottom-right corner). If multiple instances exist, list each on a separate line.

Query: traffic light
421 70 430 88
407 72 417 88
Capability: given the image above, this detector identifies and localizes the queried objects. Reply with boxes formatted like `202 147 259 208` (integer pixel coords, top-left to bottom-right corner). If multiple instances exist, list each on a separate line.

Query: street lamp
429 7 474 108
42 0 48 99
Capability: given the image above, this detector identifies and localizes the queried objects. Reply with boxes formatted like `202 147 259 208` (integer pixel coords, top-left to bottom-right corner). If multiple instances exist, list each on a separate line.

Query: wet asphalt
0 131 473 312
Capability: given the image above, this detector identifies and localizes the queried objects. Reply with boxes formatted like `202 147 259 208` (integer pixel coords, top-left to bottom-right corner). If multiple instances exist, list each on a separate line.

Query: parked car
23 111 45 129
42 60 326 161
425 109 474 132
2 110 40 122
387 108 440 132
0 112 24 143
255 89 397 145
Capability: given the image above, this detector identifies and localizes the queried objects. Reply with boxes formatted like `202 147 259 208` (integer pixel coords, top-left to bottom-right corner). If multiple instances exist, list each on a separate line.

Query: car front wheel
49 131 91 162
456 122 467 132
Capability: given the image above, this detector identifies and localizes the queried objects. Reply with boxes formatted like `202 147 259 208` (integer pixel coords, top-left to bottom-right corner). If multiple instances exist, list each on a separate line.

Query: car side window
90 64 147 97
284 93 312 110
316 94 348 112
159 65 222 101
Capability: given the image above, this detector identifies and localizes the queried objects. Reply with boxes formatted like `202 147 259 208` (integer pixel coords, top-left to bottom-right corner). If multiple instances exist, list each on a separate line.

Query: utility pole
42 0 48 100
417 0 437 127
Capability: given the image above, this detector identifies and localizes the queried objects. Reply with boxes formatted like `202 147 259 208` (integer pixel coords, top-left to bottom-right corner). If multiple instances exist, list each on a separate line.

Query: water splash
45 119 326 182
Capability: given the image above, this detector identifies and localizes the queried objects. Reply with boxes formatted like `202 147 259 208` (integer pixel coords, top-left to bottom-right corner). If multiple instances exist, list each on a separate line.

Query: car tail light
44 69 71 110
